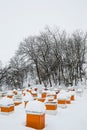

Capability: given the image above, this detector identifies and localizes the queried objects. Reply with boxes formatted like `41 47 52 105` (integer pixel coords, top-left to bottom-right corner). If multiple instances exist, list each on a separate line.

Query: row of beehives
0 86 77 112
0 86 84 130
0 86 82 108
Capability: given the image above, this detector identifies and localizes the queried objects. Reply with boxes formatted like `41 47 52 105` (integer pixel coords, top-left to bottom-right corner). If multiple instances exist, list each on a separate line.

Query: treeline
0 27 87 88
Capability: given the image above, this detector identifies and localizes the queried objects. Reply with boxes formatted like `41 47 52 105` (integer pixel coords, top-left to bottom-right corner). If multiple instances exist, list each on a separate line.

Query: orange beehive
13 90 18 95
38 98 45 102
26 113 45 129
23 93 33 107
57 93 67 108
7 95 13 99
41 92 47 98
14 102 22 106
68 91 75 101
45 101 57 115
7 91 14 99
1 105 14 113
57 99 67 108
32 93 37 97
48 94 57 99
71 95 74 100
47 94 57 101
0 97 14 113
31 91 38 97
48 99 54 102
66 100 71 104
45 103 57 110
27 89 32 94
58 99 66 104
64 92 71 104
26 101 46 129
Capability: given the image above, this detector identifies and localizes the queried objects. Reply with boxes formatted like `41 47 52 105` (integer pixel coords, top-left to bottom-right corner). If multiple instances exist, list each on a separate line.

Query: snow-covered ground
0 88 87 130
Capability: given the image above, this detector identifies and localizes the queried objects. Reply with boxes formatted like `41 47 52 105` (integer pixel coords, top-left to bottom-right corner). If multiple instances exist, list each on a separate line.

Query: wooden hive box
14 101 22 106
1 105 14 113
26 113 45 129
26 101 46 129
68 91 75 101
45 102 57 110
0 97 14 113
13 94 22 106
57 93 67 108
38 98 45 102
23 93 33 108
66 99 71 104
45 101 57 115
41 92 47 98
31 91 38 97
65 93 71 104
13 89 18 95
71 95 75 101
7 95 13 99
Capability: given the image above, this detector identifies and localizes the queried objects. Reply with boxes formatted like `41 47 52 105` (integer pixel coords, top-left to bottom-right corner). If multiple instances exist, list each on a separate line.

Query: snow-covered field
0 87 87 130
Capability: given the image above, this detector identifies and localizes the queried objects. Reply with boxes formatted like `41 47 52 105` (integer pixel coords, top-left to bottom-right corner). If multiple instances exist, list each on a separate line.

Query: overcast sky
0 0 87 66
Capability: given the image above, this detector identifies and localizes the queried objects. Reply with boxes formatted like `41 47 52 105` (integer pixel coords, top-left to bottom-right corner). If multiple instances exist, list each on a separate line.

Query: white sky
0 0 87 66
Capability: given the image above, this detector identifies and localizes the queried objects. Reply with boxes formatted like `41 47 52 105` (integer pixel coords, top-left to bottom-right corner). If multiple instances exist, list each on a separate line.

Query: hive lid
26 100 46 113
57 93 67 100
23 93 33 101
0 97 14 106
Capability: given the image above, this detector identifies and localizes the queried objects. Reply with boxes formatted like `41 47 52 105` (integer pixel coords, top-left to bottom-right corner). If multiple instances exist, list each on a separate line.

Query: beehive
26 101 46 129
57 92 67 108
45 101 57 115
23 93 33 107
38 98 45 102
7 91 13 99
31 91 38 97
41 91 47 98
69 91 75 101
13 94 22 106
0 97 14 113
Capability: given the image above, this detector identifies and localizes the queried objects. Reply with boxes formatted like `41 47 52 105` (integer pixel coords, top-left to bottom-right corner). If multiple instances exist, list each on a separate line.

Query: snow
0 97 14 106
26 100 46 113
31 91 37 94
0 87 87 130
7 90 13 96
47 91 56 95
23 93 33 102
68 91 75 96
77 88 83 92
57 93 67 100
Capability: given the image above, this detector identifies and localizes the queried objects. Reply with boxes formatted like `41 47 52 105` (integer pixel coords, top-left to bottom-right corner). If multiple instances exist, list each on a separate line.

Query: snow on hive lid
23 93 33 101
57 93 67 100
31 91 37 94
60 90 66 93
42 90 47 93
26 100 46 114
68 91 75 95
47 91 56 95
7 90 13 95
0 97 14 106
13 89 17 91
